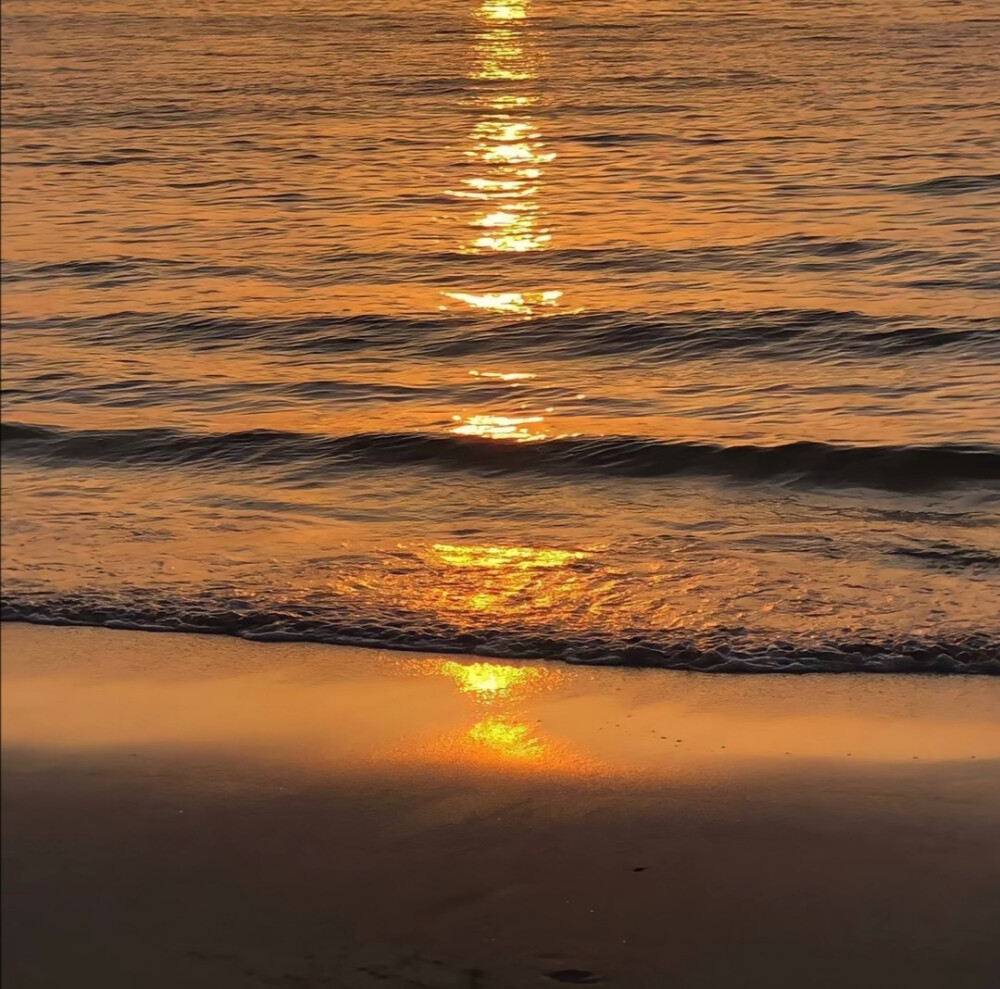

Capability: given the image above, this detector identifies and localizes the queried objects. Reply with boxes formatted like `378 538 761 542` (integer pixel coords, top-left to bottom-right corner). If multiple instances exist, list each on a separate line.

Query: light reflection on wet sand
411 657 588 772
3 627 999 782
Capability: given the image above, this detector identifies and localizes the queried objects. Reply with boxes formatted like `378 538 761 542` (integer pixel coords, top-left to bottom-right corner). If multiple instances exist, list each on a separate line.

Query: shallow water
2 0 999 670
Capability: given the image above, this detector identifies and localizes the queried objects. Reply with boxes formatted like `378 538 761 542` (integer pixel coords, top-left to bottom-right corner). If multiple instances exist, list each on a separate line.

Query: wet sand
3 624 999 989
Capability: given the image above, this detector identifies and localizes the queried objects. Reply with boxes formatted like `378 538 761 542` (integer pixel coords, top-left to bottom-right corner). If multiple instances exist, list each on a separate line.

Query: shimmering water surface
3 0 999 671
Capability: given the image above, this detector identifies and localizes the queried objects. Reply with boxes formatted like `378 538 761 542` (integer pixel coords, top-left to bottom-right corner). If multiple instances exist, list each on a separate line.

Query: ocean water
2 0 999 672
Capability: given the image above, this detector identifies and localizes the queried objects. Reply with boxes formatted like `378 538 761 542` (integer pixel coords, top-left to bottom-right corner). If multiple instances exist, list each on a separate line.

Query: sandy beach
2 623 998 988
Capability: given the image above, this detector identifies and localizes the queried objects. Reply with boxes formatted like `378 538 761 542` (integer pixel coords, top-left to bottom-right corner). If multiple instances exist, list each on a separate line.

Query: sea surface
2 0 999 672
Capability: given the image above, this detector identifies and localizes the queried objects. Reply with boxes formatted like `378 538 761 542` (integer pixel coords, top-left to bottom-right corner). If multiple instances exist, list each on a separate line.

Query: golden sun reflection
450 413 547 442
434 659 548 700
446 290 561 314
479 0 527 20
467 714 543 761
458 114 554 253
417 713 574 771
443 0 562 317
468 369 538 381
431 544 587 569
423 543 587 615
438 2 573 442
412 543 590 618
414 658 595 773
433 0 577 483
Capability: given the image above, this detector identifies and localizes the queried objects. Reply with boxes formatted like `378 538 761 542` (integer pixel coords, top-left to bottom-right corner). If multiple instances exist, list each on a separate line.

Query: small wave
73 154 155 167
893 173 1000 195
426 309 999 363
9 307 997 364
166 178 250 190
1 257 257 286
566 132 664 146
1 598 996 674
4 421 999 492
305 237 981 278
4 235 986 290
889 544 1000 572
0 373 449 410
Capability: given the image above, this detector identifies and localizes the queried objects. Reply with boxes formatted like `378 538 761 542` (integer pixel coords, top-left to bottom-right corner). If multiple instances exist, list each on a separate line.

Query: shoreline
4 624 1000 988
2 614 998 674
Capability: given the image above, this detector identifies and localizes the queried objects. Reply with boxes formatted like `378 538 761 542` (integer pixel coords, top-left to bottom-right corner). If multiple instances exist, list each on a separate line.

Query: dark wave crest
5 421 999 491
7 235 989 284
893 173 1000 196
8 307 998 363
1 597 996 674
